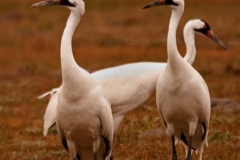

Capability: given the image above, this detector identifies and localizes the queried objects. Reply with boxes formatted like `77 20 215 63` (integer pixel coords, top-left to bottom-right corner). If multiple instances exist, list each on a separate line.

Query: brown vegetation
0 0 240 159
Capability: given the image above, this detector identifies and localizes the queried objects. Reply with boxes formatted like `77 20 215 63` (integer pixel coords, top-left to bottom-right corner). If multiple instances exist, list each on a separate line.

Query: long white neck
167 6 184 65
183 24 196 65
61 12 81 82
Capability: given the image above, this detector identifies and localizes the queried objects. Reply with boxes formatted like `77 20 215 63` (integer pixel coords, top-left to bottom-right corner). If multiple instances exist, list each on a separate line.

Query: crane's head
32 0 85 15
142 0 184 10
190 19 227 50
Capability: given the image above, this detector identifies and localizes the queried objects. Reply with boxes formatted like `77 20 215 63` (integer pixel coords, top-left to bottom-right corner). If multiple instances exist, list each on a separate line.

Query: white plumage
40 15 225 138
32 0 114 159
143 0 226 159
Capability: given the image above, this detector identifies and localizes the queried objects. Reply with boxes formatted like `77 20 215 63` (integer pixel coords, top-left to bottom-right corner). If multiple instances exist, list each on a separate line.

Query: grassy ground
0 0 240 159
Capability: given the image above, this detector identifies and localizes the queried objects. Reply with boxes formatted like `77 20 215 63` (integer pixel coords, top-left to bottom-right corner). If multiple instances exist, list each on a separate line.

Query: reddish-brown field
0 0 240 159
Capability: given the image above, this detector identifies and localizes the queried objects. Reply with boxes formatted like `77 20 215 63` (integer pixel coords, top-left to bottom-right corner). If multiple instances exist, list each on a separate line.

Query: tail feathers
38 88 59 99
61 137 70 152
43 121 55 136
179 122 208 151
202 122 209 147
179 122 208 160
201 122 207 141
180 133 197 150
204 132 209 147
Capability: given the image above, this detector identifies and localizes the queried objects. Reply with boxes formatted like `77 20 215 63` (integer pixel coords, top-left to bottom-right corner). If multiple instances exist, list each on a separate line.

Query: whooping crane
32 0 114 159
40 20 226 138
143 0 226 159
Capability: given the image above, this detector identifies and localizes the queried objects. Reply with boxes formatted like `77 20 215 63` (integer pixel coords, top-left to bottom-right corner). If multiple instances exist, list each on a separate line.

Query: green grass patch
209 130 231 143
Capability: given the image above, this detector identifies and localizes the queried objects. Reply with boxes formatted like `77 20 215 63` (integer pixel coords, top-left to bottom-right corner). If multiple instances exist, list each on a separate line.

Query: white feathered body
93 62 163 129
40 14 199 134
56 66 113 160
41 62 162 134
53 2 114 158
43 89 58 136
156 58 210 151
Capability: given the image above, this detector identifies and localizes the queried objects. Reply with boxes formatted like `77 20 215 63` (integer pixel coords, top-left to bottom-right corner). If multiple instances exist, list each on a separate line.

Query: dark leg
171 136 178 160
94 152 98 160
110 134 115 160
110 155 113 160
186 136 192 160
76 153 81 160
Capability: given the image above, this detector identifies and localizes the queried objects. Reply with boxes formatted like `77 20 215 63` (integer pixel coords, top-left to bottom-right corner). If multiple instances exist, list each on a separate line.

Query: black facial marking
59 0 75 7
165 0 179 6
194 19 211 35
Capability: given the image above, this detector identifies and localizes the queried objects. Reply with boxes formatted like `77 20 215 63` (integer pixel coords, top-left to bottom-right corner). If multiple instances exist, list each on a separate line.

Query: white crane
40 20 226 138
143 0 226 160
32 0 114 160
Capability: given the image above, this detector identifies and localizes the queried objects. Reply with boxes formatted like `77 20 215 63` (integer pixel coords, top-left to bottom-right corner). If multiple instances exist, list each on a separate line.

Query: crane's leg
171 136 178 160
93 137 100 160
67 140 77 160
76 153 81 160
94 152 98 160
186 136 192 160
110 134 115 160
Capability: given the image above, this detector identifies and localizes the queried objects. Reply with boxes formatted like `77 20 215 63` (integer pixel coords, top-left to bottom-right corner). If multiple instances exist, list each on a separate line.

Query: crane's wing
39 89 59 136
38 88 59 99
92 62 164 79
55 122 70 153
97 93 114 160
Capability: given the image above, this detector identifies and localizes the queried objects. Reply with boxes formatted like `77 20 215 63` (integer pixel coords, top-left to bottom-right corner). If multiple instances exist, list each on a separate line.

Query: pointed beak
31 0 60 7
142 0 166 9
207 31 227 50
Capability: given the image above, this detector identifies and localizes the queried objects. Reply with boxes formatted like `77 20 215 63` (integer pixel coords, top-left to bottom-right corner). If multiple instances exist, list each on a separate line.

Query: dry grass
0 0 240 159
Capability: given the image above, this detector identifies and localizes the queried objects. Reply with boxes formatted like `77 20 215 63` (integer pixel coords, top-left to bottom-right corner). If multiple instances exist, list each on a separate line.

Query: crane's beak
142 0 178 9
32 0 60 7
142 0 166 9
207 31 227 50
31 0 75 7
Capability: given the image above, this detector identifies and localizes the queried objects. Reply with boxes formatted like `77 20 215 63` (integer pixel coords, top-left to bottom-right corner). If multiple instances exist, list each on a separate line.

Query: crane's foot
76 153 81 160
94 152 98 160
185 136 192 160
172 155 178 160
171 136 178 160
185 152 191 160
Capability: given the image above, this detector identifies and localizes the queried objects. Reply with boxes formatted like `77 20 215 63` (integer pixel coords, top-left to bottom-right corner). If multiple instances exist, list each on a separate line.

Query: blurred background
0 0 239 159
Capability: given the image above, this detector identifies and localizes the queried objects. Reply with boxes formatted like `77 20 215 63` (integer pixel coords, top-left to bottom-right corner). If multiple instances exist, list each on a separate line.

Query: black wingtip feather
180 133 197 150
202 122 207 141
103 137 110 159
61 137 69 152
